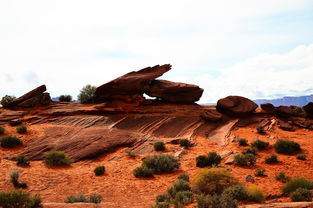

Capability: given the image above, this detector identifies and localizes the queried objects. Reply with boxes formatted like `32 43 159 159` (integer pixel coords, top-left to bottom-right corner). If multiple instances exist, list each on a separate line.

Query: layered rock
216 96 258 117
273 106 300 118
146 80 203 103
303 102 313 117
201 109 223 122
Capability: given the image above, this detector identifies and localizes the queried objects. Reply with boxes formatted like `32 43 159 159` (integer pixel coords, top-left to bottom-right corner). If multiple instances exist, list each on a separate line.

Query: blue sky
0 0 313 103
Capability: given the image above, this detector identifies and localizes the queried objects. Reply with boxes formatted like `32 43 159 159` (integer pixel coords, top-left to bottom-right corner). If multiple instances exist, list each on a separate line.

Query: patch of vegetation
0 126 4 134
196 152 222 168
265 154 278 164
234 153 256 167
255 168 266 177
196 193 238 208
275 172 290 183
16 125 27 134
10 170 27 189
222 185 248 201
133 165 154 178
78 84 96 104
153 202 170 208
274 139 301 155
1 95 16 108
168 180 191 198
154 141 166 151
94 166 105 176
282 178 313 194
59 95 72 102
177 174 189 182
296 154 307 161
65 194 102 203
89 194 102 204
256 125 266 134
246 185 265 203
290 188 312 202
16 155 30 167
0 190 42 208
173 191 193 208
43 151 72 167
142 154 180 174
125 149 136 158
251 139 269 150
196 155 209 167
238 138 248 146
179 139 192 148
242 147 258 155
0 136 22 148
156 194 170 203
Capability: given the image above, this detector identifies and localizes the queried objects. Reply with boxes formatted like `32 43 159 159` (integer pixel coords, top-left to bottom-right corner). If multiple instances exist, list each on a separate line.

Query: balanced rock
146 80 203 103
216 96 258 117
303 102 313 117
261 103 275 113
201 109 223 122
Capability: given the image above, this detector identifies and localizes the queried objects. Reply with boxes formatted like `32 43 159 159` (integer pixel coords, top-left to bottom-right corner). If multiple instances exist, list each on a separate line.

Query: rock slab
216 96 258 117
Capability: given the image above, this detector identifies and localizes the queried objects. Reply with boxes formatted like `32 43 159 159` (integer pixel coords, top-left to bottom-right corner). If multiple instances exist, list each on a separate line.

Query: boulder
278 119 295 131
303 102 313 117
201 109 223 122
95 64 171 100
261 103 275 113
273 106 298 118
146 80 203 103
216 96 258 117
8 85 47 106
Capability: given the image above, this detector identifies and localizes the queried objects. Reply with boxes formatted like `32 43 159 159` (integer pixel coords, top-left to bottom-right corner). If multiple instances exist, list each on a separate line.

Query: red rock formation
201 109 223 122
303 102 313 117
261 103 275 113
216 96 258 117
146 80 203 103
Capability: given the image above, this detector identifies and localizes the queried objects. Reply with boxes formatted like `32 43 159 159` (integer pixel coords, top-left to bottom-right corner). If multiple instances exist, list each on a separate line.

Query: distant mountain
253 94 313 107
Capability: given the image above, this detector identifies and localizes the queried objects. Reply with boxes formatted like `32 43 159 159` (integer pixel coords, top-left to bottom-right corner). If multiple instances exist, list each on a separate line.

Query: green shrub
59 95 72 102
246 185 265 203
89 194 102 203
255 168 266 177
297 154 307 161
167 180 191 198
222 185 248 201
179 139 192 148
242 147 258 155
275 172 290 183
282 178 313 194
16 155 30 167
177 174 189 182
196 155 209 167
274 139 301 155
234 154 256 167
78 84 96 104
156 194 170 203
125 149 136 158
0 190 42 208
290 188 312 202
196 194 238 208
239 138 248 146
173 191 193 207
207 152 222 166
16 125 27 134
0 136 22 148
154 141 166 151
65 194 88 203
94 166 105 176
0 126 4 134
265 154 278 164
44 151 72 167
251 139 269 150
153 202 170 208
1 95 16 108
133 165 154 178
256 125 266 134
142 154 180 174
10 170 27 189
192 168 238 195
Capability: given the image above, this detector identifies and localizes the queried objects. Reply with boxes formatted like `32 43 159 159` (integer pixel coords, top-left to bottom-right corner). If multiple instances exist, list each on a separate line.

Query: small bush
89 194 102 203
153 202 170 208
179 139 192 148
192 168 238 195
167 180 191 198
1 95 16 108
242 147 258 155
78 84 96 104
251 139 269 150
265 154 278 164
125 149 136 158
16 125 27 134
256 125 266 134
275 172 290 183
223 185 248 201
246 185 265 203
173 191 193 207
59 95 72 102
196 155 209 167
0 136 22 148
196 194 238 208
255 168 266 177
65 194 88 203
207 152 222 166
133 165 154 178
290 188 312 202
94 166 105 176
177 174 189 182
154 141 166 151
44 151 72 167
274 139 301 155
16 155 30 167
0 126 4 134
156 194 170 203
0 190 42 208
297 154 307 161
282 178 313 194
239 138 248 146
234 154 256 167
10 170 27 189
142 154 180 174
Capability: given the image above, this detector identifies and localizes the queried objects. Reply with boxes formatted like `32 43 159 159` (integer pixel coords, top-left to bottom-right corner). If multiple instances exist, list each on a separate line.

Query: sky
0 0 313 103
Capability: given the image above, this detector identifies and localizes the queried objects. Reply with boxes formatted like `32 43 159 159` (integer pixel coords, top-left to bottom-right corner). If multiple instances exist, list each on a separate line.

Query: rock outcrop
146 80 203 103
303 102 313 117
273 106 299 118
261 103 275 113
216 96 258 117
201 109 223 122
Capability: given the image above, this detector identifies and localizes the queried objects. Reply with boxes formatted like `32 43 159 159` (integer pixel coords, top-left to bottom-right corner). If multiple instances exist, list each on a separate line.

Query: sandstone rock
261 103 275 113
201 109 223 122
216 96 258 117
146 80 203 103
219 150 233 159
303 102 313 117
224 154 236 164
274 106 299 118
278 119 295 131
9 85 47 106
292 120 313 130
245 175 255 183
174 148 187 158
9 118 22 126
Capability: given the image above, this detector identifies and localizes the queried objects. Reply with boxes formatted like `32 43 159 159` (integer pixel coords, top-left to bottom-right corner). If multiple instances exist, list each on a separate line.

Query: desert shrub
0 126 4 134
297 154 307 161
234 154 256 167
256 125 266 134
153 202 170 208
89 194 102 203
78 84 96 104
238 138 248 146
196 194 238 208
192 168 238 195
1 95 16 108
265 154 278 164
207 152 222 166
173 191 193 207
94 166 105 176
43 151 72 167
177 174 189 182
10 170 27 189
133 165 154 178
59 95 72 102
154 141 166 151
242 147 258 155
142 154 180 174
255 168 266 177
196 155 209 167
274 139 301 155
223 185 248 201
282 178 313 194
167 180 191 198
16 125 27 134
290 188 312 202
0 190 42 208
251 139 269 150
0 136 22 148
246 185 265 203
275 172 290 183
16 155 30 167
156 194 170 203
125 149 136 158
65 194 88 203
179 139 192 148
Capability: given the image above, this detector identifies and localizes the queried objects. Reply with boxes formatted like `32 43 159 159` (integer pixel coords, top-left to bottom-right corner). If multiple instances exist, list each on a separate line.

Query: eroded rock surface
201 109 223 122
216 96 258 117
303 102 313 118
